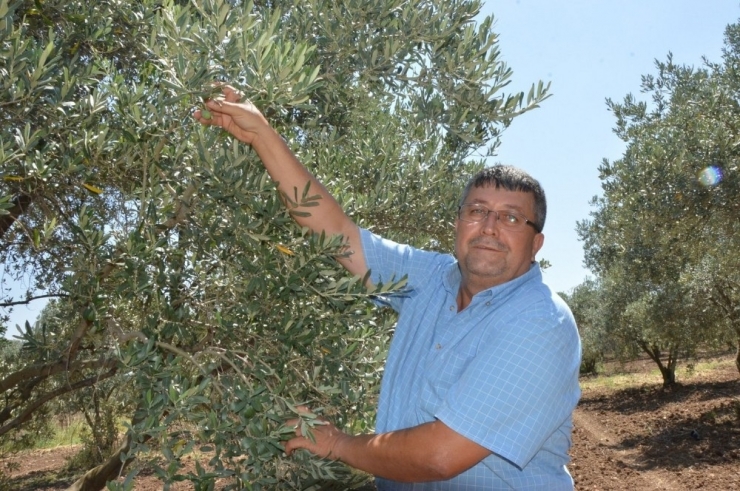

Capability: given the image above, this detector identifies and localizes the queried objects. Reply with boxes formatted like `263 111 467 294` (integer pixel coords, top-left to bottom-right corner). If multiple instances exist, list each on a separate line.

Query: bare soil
3 354 739 490
571 354 740 490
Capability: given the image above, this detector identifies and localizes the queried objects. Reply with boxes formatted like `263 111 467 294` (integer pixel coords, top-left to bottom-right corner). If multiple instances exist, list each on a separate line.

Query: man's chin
463 260 507 281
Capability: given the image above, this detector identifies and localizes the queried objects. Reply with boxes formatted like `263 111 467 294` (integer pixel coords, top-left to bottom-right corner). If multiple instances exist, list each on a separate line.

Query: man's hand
284 407 349 460
193 85 271 146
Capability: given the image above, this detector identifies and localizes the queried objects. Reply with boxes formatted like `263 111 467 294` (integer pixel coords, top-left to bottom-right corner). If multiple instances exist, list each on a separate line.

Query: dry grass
580 353 737 392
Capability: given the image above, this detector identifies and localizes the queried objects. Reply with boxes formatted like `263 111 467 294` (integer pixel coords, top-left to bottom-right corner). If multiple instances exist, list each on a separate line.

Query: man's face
454 185 544 291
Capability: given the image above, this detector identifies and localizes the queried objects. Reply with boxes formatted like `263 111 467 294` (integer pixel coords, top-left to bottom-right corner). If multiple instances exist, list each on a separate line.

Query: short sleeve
360 228 451 311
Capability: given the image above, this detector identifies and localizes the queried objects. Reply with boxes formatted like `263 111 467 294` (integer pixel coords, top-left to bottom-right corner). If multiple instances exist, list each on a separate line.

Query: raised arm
194 86 367 278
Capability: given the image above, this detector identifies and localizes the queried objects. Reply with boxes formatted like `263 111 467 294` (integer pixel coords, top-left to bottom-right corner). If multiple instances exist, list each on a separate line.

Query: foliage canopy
576 19 740 384
1 0 549 488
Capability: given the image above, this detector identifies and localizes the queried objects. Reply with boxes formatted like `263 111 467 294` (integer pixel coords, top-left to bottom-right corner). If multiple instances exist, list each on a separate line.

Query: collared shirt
360 229 581 490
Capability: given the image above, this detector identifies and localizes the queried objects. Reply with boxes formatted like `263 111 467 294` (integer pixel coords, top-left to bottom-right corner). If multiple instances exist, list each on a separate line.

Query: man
195 86 581 490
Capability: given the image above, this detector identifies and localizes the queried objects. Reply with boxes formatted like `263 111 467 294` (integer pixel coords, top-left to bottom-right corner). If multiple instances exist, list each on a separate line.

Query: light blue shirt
360 229 581 490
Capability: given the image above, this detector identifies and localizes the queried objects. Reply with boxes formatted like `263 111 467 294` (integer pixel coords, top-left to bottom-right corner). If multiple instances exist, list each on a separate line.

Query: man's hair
460 165 547 232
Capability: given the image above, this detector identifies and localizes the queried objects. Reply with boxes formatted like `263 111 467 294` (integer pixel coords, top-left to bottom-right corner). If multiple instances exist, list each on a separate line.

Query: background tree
1 0 549 489
561 279 606 375
578 19 740 384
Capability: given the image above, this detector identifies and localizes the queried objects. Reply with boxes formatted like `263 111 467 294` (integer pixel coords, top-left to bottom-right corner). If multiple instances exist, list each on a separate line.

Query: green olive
82 306 96 322
201 109 212 119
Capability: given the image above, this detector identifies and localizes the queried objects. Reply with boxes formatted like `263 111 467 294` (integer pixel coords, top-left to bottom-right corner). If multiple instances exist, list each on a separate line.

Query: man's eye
503 213 520 224
471 207 487 215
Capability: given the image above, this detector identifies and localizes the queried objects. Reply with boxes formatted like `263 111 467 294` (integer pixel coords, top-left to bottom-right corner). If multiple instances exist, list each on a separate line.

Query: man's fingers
284 418 302 437
222 85 243 103
284 436 308 456
193 109 221 125
205 99 244 117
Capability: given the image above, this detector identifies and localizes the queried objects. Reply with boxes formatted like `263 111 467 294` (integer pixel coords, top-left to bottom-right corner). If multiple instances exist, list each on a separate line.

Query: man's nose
481 211 501 234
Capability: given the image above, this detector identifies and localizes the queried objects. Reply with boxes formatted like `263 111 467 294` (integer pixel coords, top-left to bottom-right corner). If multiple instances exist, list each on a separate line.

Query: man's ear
453 218 460 256
531 233 545 261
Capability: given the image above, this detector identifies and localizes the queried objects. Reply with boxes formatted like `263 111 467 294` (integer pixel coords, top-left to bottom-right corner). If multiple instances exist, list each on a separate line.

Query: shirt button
485 301 491 306
436 343 442 350
449 305 454 311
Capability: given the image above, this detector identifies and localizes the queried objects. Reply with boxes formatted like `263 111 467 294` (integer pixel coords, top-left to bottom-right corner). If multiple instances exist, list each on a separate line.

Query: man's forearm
249 126 367 276
333 427 449 482
331 420 490 482
250 127 347 234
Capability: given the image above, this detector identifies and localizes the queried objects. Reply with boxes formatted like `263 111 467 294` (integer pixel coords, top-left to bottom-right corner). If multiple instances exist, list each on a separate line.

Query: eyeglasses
458 204 540 232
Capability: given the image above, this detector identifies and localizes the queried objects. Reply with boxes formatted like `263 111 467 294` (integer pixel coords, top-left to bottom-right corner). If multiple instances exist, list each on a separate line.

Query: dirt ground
571 354 740 490
3 354 739 490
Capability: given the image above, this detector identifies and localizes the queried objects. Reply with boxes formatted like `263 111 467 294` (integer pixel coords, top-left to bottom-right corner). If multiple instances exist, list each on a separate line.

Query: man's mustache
468 237 508 252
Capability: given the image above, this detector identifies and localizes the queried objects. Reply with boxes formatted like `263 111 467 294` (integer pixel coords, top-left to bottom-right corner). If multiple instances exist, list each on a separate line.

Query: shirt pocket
417 339 479 419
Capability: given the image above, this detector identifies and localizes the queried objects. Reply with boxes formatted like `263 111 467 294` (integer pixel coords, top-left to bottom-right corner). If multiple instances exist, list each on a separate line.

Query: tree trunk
66 413 150 491
734 327 740 375
663 347 679 388
0 193 33 239
638 341 678 387
659 365 676 387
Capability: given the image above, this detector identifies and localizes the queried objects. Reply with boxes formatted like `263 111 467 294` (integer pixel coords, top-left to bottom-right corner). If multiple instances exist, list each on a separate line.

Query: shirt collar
443 260 542 300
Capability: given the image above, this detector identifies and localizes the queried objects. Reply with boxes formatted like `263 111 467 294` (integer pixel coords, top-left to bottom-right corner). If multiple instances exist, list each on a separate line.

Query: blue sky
4 1 739 337
479 0 740 294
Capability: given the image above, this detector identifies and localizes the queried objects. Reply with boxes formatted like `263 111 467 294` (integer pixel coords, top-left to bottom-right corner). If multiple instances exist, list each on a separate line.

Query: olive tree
1 0 549 488
579 19 740 383
561 279 607 375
